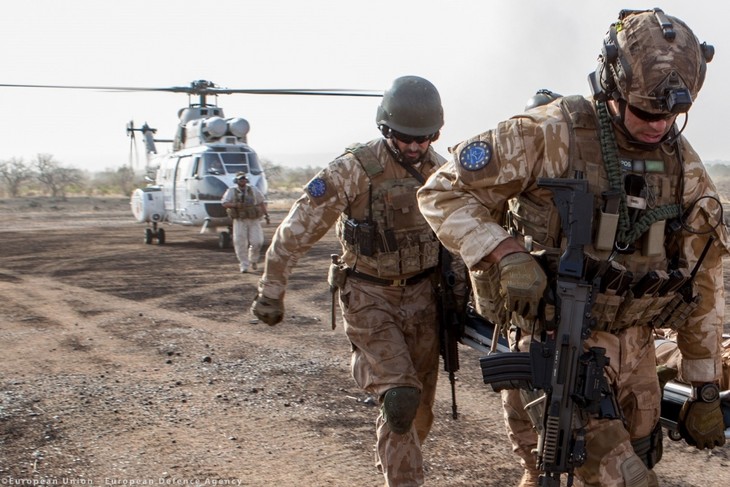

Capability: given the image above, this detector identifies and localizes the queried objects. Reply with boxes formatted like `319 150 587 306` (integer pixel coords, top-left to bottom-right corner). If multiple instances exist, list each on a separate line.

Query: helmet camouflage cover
598 8 713 114
376 75 444 136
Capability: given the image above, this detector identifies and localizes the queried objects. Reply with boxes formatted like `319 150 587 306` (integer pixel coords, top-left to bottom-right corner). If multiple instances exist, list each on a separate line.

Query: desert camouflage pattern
344 277 439 486
260 137 444 299
656 330 730 390
417 97 728 485
501 388 539 486
610 11 707 113
258 137 445 486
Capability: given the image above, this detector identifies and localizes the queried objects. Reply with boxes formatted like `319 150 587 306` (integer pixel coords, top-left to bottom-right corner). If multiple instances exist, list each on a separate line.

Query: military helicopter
0 80 381 247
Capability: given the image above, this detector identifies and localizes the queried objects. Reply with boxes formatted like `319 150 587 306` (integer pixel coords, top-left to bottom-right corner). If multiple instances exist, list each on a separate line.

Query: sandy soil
0 195 729 486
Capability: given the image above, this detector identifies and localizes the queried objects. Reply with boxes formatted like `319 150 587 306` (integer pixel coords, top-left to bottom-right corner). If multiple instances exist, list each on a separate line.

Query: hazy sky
1 1 728 172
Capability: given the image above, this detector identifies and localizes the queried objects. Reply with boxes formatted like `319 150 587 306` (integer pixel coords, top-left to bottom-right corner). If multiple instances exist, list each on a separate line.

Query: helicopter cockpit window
203 153 224 175
247 153 263 176
221 152 250 175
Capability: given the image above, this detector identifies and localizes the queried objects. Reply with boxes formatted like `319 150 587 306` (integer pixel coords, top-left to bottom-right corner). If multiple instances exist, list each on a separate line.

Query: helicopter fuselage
130 141 267 233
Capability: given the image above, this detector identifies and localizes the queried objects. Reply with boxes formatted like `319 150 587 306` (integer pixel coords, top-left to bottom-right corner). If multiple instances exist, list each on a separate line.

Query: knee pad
619 455 650 487
382 387 421 434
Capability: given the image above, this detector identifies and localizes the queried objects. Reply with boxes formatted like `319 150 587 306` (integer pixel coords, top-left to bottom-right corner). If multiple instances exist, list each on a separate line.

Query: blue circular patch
459 141 492 171
307 178 327 198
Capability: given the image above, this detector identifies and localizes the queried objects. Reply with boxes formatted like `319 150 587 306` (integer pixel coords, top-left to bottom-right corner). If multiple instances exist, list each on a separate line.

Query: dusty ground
1 195 729 487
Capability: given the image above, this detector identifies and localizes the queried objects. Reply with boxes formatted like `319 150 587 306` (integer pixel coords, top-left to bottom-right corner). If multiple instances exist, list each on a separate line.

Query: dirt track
1 196 729 486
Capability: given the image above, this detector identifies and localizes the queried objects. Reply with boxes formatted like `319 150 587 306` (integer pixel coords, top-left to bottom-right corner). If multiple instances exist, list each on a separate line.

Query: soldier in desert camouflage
252 76 449 486
418 9 727 487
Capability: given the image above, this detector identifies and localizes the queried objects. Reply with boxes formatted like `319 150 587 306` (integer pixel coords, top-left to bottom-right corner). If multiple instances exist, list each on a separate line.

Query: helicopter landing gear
219 230 232 249
144 223 166 245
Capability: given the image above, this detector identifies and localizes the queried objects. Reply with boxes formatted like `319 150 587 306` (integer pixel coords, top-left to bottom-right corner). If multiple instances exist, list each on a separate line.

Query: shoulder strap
346 143 384 177
559 95 598 176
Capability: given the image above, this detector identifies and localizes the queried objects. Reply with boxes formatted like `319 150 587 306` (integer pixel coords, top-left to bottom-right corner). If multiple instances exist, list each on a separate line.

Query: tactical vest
507 96 694 331
230 186 263 220
336 143 440 278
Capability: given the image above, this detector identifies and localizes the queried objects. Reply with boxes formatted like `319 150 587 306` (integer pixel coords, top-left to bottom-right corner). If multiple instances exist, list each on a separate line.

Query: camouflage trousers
232 218 263 271
504 325 660 487
340 277 440 487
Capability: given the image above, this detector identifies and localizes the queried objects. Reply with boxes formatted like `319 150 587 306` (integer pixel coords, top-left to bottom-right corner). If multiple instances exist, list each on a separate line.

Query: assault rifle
479 177 616 487
437 246 463 420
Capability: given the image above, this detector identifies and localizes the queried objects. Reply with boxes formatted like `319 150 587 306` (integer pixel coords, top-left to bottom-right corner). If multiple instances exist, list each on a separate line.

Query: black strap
346 268 433 287
397 159 427 184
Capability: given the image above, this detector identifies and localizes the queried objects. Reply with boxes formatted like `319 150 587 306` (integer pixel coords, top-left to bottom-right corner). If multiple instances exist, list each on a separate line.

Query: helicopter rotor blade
0 82 383 97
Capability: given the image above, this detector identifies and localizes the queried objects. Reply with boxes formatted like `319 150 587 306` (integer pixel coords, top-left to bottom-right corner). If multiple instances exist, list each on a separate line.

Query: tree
111 165 137 196
34 153 84 200
0 157 34 197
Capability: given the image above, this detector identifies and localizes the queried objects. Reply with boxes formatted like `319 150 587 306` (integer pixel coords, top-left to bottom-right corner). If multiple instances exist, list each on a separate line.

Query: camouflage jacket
259 137 446 299
417 96 729 384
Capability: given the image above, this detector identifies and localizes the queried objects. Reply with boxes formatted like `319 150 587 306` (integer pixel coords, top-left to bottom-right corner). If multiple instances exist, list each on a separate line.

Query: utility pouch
642 220 666 257
595 189 621 251
595 211 619 251
375 251 400 277
469 264 508 328
226 207 238 219
400 245 420 274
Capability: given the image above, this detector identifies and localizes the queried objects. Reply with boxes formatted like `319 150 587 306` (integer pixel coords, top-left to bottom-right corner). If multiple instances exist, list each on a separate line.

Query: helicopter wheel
144 228 154 245
667 429 682 442
219 231 232 249
157 227 166 245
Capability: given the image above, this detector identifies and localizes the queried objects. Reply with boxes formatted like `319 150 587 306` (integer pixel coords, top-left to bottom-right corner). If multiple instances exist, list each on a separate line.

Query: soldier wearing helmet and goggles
252 76 464 486
418 9 727 487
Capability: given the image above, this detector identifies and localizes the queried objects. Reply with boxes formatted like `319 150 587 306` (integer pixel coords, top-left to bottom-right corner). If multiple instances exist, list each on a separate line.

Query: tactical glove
497 252 547 320
251 294 284 326
678 396 726 449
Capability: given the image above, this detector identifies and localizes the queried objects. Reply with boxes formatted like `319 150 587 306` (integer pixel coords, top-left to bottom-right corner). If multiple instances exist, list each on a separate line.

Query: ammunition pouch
584 257 698 332
343 218 377 257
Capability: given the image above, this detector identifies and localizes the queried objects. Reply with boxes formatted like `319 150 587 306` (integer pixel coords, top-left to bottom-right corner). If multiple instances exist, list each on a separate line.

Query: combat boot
518 468 539 487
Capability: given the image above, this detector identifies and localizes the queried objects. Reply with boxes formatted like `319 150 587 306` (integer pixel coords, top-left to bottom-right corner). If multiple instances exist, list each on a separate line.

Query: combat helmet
589 8 714 114
234 171 248 182
376 75 444 136
525 89 563 110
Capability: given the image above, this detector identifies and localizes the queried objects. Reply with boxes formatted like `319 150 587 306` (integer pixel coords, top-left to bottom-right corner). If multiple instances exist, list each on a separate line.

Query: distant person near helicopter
221 172 268 273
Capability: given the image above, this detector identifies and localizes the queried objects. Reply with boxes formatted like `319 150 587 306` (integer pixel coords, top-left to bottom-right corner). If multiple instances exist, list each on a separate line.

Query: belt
346 269 433 287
